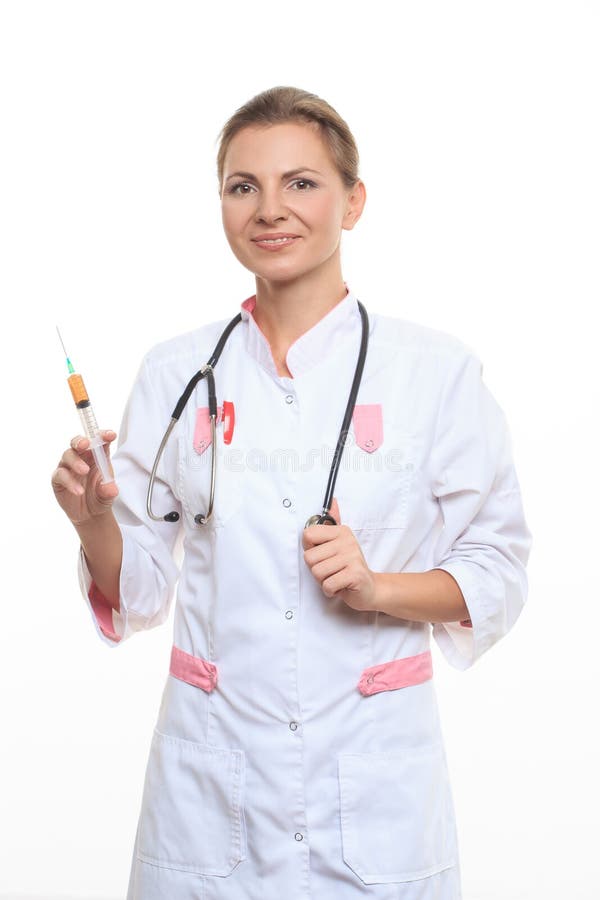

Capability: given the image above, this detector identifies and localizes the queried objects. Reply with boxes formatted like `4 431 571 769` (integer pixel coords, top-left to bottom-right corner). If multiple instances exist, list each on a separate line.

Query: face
220 121 365 285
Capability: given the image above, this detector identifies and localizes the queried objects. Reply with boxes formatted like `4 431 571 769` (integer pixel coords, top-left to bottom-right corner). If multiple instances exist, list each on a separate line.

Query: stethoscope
146 300 370 529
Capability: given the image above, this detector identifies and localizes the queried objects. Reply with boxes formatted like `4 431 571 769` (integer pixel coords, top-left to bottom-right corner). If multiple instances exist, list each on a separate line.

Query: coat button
289 721 299 731
294 832 304 841
285 394 294 404
282 498 292 508
285 610 294 619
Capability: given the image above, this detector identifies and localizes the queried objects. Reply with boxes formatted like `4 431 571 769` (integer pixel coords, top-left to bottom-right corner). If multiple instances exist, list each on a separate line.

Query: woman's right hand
51 430 120 526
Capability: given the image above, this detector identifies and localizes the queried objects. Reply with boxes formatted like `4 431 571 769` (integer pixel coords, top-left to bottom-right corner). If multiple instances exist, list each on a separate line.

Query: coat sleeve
77 352 182 647
428 350 532 670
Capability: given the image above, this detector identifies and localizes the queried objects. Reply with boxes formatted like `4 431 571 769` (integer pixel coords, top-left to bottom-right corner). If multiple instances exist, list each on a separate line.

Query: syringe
57 327 114 485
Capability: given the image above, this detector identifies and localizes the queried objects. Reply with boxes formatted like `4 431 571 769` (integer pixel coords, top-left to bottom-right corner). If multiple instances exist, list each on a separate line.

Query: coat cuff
77 536 133 646
430 563 495 670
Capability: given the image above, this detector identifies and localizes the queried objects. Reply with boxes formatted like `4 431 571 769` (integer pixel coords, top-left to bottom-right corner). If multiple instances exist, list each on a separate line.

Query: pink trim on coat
352 403 384 453
193 405 223 455
357 650 433 696
169 645 218 693
88 582 121 643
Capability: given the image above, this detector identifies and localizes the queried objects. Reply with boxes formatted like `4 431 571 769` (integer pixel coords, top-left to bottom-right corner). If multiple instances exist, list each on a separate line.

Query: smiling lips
252 232 301 251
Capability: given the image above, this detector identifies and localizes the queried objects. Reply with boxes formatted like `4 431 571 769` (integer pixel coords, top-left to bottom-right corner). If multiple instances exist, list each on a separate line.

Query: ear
342 180 367 231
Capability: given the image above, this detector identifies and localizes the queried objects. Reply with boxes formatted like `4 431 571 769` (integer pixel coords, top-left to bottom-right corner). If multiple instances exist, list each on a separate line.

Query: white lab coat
78 284 532 899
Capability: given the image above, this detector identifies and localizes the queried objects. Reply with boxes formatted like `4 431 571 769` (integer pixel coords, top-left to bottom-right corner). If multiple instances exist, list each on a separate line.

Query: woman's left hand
302 498 377 612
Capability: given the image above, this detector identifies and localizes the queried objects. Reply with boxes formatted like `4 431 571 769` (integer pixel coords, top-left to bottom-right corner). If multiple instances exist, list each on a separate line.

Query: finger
51 466 85 496
304 539 338 565
100 439 116 463
302 526 331 549
59 447 90 475
321 572 345 598
70 434 89 452
329 496 341 525
311 555 346 583
71 431 116 450
322 565 358 599
304 524 340 547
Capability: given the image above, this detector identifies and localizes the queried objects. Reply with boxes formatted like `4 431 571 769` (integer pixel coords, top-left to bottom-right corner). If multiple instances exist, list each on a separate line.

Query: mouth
251 233 301 251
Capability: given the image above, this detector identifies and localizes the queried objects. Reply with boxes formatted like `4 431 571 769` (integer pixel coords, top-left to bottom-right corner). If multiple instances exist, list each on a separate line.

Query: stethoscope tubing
146 301 369 528
313 300 369 525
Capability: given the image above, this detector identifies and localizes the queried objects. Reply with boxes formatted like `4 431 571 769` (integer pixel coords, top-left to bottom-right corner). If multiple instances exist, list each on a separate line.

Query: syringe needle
56 326 68 357
56 326 75 374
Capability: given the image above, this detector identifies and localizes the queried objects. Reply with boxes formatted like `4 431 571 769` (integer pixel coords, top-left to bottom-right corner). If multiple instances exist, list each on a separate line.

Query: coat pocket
177 433 244 529
137 727 247 876
337 744 455 884
337 415 416 532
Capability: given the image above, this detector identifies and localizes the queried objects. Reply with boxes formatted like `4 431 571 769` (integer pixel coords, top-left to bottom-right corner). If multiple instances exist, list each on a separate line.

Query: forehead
224 121 336 173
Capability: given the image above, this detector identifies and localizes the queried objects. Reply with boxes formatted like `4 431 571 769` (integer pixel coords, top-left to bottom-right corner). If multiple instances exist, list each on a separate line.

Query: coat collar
239 282 361 379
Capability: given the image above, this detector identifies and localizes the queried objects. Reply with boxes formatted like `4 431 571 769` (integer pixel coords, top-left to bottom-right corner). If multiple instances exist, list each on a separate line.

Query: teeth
260 237 293 243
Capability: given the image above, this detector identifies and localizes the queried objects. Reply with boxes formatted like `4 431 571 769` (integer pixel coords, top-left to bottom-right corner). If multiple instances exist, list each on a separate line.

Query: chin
233 245 326 284
240 257 306 281
261 261 320 281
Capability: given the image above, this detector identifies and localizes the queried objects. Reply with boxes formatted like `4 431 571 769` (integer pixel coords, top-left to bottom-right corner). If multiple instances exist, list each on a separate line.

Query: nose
254 184 289 225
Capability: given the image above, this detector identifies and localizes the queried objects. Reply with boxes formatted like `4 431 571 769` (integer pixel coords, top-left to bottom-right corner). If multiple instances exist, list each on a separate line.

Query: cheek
221 203 246 241
307 195 345 237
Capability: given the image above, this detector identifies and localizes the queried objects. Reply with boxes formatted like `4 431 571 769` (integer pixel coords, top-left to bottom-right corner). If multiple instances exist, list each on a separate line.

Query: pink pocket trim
169 645 218 693
352 403 383 453
88 582 121 643
357 650 433 696
193 406 223 455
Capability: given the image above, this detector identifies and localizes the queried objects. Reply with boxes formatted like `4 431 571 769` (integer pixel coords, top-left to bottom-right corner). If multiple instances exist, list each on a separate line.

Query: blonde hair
216 86 360 194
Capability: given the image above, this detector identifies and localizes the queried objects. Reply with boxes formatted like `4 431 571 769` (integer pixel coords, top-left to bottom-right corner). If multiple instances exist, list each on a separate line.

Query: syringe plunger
85 435 114 485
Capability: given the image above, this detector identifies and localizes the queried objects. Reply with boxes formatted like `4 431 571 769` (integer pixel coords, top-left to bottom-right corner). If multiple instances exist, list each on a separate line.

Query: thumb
97 479 119 500
90 466 119 503
330 496 341 525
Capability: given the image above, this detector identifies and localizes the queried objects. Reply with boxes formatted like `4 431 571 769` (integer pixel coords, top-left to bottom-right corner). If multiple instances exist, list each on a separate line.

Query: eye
291 179 317 191
227 181 255 195
226 178 318 196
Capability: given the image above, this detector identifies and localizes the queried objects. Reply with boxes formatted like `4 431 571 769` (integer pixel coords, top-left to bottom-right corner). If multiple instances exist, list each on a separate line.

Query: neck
252 262 347 353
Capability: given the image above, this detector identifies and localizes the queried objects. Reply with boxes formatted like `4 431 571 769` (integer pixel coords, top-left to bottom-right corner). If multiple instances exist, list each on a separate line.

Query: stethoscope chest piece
304 513 338 528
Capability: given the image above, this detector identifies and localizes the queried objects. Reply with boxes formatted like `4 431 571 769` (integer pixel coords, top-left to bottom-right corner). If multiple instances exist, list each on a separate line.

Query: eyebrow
224 167 323 184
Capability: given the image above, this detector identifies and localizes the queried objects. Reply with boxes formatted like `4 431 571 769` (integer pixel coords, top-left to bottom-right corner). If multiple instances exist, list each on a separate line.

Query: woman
51 86 532 899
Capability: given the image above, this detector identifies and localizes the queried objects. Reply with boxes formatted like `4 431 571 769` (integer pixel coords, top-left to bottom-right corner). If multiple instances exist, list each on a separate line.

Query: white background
0 2 598 898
